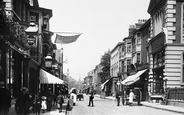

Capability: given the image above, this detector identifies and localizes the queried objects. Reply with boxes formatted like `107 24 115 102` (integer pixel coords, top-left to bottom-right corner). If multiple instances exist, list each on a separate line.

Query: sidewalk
95 94 184 114
9 99 71 115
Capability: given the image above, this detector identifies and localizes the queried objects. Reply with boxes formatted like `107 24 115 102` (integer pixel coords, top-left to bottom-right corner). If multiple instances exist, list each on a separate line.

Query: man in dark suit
88 90 94 107
116 90 120 106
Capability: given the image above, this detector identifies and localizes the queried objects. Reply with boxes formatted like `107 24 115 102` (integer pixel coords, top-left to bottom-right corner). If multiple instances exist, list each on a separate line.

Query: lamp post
61 48 68 80
66 69 70 90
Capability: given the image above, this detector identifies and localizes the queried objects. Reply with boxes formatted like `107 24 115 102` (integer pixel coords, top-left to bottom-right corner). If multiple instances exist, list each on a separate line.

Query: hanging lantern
45 55 52 68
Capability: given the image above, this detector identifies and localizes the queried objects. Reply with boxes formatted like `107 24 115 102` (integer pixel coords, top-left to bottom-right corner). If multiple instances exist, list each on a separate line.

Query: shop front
0 37 27 99
121 69 148 101
39 69 64 95
149 32 166 102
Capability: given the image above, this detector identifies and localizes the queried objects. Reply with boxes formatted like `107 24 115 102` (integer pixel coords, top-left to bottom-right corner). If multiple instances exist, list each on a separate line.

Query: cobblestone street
67 95 183 115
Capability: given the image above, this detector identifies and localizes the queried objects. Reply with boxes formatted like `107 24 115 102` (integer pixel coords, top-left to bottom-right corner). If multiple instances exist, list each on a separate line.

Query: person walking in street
15 87 31 115
88 90 94 107
41 95 47 113
53 92 58 106
121 90 125 105
129 89 134 106
0 81 12 115
33 95 41 115
116 90 120 106
56 91 64 113
46 88 53 111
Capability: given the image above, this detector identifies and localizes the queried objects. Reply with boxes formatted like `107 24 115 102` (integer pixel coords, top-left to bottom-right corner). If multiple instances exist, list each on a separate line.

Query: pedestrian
70 90 77 106
121 90 125 105
56 91 64 113
53 92 57 106
33 96 41 115
0 81 11 115
41 96 47 113
46 88 53 111
129 89 134 106
116 90 120 106
135 88 141 106
88 90 94 107
15 87 31 115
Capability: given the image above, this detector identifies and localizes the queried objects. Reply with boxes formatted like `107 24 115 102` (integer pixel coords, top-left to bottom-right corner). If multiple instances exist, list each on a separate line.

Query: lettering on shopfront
150 33 165 53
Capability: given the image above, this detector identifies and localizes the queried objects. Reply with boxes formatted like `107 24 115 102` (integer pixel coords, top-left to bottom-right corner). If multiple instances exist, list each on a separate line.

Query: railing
168 87 184 101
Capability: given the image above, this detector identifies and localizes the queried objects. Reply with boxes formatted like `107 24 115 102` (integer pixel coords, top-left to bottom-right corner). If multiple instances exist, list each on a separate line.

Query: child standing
41 96 47 113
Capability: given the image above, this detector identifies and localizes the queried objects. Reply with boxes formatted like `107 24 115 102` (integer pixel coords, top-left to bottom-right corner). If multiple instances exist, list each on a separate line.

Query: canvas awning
100 79 110 90
121 69 147 85
40 69 64 84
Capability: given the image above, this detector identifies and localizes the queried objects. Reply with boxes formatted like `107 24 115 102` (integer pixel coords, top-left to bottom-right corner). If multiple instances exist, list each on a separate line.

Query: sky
39 0 151 81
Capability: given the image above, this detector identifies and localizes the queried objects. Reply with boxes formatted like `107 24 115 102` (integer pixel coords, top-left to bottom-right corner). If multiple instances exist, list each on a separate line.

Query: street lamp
45 55 52 68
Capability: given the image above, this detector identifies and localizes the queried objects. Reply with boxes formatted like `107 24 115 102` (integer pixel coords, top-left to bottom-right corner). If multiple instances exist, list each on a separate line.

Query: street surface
67 94 183 115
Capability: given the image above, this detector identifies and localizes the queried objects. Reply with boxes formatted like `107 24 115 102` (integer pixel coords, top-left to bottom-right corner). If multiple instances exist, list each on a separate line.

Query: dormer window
29 12 39 23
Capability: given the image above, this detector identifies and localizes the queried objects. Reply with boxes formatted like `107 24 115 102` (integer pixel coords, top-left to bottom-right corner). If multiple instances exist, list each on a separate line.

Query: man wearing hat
0 81 12 115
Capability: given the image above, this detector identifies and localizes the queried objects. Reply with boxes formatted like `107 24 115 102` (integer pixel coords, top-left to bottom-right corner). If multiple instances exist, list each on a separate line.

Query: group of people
38 89 65 114
0 81 67 115
115 89 141 106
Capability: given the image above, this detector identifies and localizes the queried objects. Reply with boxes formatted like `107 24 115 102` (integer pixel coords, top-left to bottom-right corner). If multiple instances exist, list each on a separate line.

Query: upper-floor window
137 33 140 37
22 3 26 21
181 3 184 43
137 53 140 64
126 42 132 53
29 11 39 24
137 33 141 44
127 59 131 66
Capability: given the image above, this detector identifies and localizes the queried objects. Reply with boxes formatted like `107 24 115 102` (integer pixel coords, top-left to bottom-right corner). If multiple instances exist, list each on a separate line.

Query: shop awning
40 69 64 84
121 69 147 85
100 79 110 90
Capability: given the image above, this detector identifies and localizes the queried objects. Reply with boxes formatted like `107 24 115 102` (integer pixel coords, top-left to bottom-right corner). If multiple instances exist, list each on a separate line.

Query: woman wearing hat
15 87 31 115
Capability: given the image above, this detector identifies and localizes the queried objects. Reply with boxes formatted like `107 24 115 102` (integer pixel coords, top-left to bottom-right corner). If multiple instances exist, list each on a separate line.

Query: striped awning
100 79 110 90
40 69 64 84
121 69 147 85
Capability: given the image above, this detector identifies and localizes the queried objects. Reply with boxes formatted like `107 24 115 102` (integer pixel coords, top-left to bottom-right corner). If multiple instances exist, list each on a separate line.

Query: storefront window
6 50 14 97
152 50 165 95
153 50 165 68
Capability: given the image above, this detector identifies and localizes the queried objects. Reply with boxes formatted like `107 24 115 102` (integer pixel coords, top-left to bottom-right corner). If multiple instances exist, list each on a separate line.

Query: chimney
129 25 136 36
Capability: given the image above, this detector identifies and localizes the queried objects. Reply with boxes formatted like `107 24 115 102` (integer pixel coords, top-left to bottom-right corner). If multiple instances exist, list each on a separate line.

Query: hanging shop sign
26 33 38 48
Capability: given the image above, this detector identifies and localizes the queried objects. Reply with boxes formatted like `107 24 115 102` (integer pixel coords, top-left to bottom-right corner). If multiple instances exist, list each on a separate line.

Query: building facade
147 0 184 106
110 42 123 95
93 64 102 95
0 0 62 101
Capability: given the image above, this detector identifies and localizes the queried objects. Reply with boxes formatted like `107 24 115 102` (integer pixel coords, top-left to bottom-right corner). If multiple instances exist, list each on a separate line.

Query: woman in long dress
129 89 134 106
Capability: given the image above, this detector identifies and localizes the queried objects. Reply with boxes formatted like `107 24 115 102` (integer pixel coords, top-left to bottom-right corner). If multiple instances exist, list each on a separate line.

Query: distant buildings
85 0 184 107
